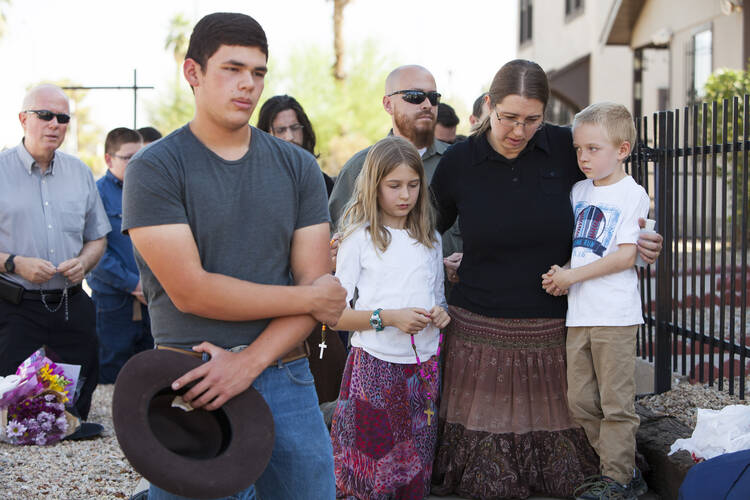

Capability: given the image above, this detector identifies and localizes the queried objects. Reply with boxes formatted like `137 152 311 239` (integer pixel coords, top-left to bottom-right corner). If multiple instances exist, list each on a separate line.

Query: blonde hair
339 136 437 253
573 101 636 150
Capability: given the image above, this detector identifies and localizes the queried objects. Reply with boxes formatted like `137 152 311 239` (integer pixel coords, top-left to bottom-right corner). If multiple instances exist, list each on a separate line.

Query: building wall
517 0 631 112
516 0 744 118
632 0 744 110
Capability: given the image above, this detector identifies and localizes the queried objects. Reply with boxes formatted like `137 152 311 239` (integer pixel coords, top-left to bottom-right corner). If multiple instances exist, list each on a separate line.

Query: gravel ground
3 375 750 499
0 384 140 500
639 376 750 429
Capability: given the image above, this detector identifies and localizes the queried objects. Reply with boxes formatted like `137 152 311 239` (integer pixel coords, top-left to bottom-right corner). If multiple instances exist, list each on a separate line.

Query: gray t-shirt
122 125 330 349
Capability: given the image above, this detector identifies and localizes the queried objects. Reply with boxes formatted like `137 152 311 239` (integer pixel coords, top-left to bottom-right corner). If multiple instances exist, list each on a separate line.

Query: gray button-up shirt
0 141 111 289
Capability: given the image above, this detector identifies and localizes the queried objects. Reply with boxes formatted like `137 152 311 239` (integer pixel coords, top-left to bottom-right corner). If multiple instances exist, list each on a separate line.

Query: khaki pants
566 325 639 485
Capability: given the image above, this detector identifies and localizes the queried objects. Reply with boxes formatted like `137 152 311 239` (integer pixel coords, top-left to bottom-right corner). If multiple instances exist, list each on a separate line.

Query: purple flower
6 420 26 438
34 431 47 445
55 414 67 430
36 411 53 422
44 394 56 402
25 420 40 433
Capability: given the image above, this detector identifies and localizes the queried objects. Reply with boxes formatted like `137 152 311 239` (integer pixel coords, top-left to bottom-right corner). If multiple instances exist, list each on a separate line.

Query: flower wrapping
0 348 80 446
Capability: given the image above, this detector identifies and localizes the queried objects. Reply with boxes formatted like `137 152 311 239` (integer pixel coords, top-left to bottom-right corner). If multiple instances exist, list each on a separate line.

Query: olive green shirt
328 138 462 257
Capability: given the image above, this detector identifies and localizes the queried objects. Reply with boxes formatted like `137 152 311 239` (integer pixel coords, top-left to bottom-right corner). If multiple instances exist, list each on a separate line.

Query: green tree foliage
148 13 195 136
147 81 194 137
702 66 750 239
260 40 394 175
703 66 750 144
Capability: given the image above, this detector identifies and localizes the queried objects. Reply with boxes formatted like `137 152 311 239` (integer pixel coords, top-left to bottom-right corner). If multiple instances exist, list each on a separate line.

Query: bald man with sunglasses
328 65 462 288
328 65 451 226
0 84 110 424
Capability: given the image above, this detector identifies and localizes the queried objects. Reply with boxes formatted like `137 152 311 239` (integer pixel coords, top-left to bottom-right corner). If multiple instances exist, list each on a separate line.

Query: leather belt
156 341 310 365
23 285 83 301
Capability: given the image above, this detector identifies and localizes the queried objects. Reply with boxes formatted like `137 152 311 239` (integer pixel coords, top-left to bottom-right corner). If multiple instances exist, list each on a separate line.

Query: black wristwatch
4 254 15 274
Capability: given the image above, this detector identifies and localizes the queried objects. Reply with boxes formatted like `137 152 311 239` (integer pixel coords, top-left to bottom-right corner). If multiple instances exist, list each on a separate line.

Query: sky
0 0 518 152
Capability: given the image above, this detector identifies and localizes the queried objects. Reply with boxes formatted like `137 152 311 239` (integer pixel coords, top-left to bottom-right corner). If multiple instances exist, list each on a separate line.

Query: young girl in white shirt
330 136 450 499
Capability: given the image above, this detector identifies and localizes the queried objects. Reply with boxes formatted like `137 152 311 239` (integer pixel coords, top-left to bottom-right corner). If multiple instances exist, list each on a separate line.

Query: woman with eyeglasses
257 94 346 415
429 60 662 499
257 95 335 196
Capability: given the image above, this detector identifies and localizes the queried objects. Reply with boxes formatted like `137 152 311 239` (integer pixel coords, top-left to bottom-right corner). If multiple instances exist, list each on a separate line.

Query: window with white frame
688 27 712 103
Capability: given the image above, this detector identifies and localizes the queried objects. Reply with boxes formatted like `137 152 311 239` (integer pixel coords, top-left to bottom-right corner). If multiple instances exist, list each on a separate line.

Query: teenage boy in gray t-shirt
121 13 346 500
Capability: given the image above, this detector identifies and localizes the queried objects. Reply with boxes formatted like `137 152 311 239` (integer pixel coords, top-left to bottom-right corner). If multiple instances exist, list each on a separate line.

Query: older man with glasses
0 84 110 431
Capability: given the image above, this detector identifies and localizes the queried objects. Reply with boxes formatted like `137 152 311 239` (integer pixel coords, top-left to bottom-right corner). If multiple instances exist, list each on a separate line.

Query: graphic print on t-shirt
572 202 621 258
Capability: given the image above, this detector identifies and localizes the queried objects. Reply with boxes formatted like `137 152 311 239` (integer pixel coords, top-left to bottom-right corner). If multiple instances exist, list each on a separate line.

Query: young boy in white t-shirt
542 102 650 500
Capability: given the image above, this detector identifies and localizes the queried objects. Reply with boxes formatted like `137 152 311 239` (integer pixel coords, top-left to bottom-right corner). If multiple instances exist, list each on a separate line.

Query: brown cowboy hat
112 349 274 499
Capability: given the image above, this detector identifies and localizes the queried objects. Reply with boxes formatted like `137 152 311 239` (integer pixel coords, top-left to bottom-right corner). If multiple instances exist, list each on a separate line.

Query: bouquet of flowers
0 348 80 446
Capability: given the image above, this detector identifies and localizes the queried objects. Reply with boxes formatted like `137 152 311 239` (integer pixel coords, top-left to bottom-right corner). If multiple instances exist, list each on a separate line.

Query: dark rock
636 403 695 500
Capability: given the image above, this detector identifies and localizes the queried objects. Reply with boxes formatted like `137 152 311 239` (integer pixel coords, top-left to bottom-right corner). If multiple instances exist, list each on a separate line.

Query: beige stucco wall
517 0 631 110
632 0 744 109
631 0 722 48
516 0 743 117
590 45 633 105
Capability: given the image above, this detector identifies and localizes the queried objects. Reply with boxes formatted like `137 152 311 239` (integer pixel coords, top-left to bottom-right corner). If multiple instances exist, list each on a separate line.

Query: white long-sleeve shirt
335 226 446 363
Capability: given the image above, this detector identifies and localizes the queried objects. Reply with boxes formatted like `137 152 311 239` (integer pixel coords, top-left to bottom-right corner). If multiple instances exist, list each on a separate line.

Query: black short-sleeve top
430 123 585 319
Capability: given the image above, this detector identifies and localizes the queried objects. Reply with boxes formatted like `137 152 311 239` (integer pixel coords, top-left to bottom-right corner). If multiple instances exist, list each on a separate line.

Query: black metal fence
629 95 749 400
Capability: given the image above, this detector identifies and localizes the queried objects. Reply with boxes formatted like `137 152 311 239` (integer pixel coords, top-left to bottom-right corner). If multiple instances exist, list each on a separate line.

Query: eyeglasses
494 111 543 133
112 154 135 162
23 110 71 124
272 123 304 135
387 90 441 106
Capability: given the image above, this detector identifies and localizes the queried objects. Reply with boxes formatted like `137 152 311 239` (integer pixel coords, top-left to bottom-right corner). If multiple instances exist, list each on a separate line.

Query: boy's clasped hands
541 265 572 297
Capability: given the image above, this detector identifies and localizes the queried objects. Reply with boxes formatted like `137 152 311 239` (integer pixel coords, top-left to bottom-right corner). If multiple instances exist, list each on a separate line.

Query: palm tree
165 13 191 82
331 0 351 81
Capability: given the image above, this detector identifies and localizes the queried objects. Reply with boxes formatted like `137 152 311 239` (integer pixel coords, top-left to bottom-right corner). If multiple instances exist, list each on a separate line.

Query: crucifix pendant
318 340 327 359
424 407 434 426
319 324 328 359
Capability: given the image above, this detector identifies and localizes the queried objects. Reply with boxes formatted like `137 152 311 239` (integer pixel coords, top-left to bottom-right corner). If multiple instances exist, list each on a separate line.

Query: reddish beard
394 110 435 149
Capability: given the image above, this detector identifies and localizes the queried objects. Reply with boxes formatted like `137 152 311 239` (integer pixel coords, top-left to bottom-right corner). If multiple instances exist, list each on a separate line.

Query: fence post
654 111 674 393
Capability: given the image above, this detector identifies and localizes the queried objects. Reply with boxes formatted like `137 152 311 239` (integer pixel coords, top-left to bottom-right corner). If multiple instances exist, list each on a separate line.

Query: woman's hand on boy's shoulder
429 305 451 329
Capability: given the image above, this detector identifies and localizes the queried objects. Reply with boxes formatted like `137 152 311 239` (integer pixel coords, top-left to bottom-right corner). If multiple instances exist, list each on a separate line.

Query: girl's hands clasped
382 306 450 334
383 308 431 334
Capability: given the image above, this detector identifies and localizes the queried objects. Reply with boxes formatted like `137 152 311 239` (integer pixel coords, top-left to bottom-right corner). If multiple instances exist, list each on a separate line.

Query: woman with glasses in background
257 94 345 413
429 60 662 499
257 95 335 196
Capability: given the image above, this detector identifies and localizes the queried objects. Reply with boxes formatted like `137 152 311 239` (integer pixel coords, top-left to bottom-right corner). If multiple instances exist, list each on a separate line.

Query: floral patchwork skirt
331 347 439 500
431 306 599 499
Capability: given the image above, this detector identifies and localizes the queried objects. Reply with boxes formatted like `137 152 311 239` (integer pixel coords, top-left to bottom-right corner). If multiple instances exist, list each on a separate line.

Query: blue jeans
148 357 335 500
92 291 153 383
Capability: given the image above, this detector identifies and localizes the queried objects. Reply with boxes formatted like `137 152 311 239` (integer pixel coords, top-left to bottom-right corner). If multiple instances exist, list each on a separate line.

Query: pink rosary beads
410 331 443 426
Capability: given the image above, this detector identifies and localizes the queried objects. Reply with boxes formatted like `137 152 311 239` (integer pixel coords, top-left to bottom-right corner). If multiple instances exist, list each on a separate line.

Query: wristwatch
3 254 15 274
369 308 384 332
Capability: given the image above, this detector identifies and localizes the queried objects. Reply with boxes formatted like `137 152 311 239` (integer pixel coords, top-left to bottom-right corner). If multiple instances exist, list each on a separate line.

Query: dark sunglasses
23 109 71 124
387 90 441 106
